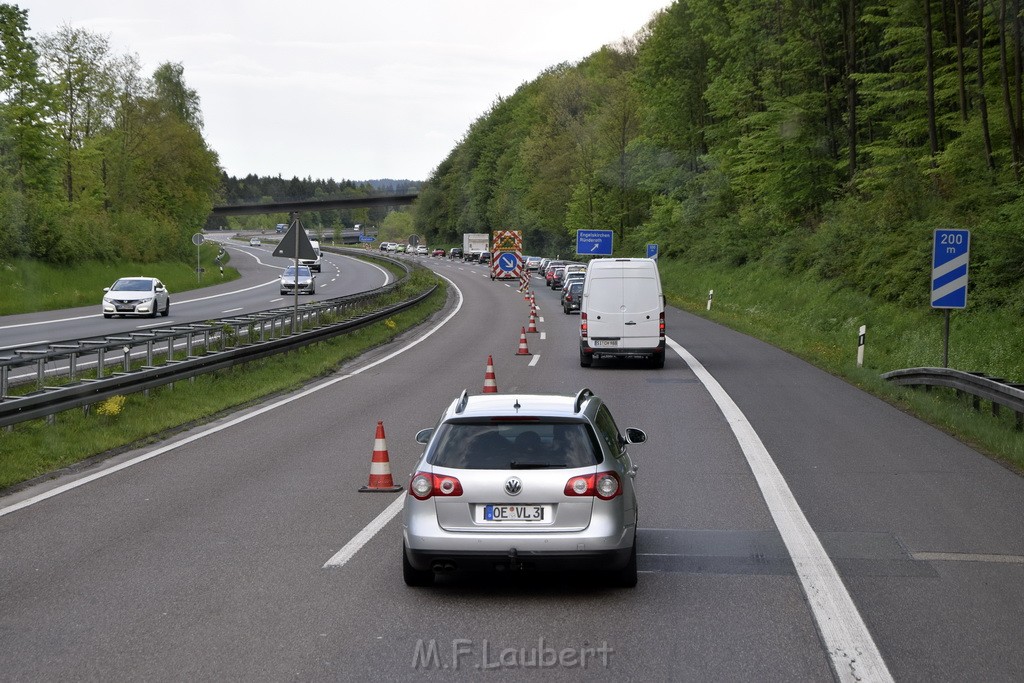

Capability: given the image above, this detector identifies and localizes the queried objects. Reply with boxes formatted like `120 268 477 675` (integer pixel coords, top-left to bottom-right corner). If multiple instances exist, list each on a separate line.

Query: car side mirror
415 428 433 444
103 287 110 292
624 428 647 444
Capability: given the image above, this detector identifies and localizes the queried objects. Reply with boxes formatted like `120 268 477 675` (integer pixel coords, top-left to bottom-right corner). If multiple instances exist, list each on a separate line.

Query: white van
579 258 665 368
300 240 322 272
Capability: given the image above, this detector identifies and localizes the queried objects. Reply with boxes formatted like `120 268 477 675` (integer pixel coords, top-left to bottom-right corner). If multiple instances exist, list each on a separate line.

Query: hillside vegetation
414 0 1024 320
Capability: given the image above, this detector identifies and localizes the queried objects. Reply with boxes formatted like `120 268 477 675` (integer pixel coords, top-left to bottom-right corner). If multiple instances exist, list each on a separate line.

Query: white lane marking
528 354 539 367
539 317 545 323
0 276 464 519
223 307 243 314
666 336 892 683
136 321 170 329
323 495 405 568
0 339 50 351
540 332 546 341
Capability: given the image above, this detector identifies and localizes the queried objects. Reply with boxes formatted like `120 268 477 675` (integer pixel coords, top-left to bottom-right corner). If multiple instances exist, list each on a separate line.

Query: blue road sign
358 235 376 242
647 243 658 259
496 252 518 272
931 229 970 309
576 230 613 256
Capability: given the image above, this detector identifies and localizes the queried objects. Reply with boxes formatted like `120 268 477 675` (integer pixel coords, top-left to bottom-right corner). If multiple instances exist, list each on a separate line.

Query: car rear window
427 421 601 469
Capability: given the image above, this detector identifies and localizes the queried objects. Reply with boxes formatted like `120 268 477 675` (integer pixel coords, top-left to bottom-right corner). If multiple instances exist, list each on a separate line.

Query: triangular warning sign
272 220 318 261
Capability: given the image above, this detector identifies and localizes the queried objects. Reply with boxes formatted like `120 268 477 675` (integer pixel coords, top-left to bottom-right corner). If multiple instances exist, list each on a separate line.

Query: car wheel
103 314 112 319
310 287 316 294
579 349 592 367
612 536 638 588
150 303 159 318
162 299 170 316
403 543 434 587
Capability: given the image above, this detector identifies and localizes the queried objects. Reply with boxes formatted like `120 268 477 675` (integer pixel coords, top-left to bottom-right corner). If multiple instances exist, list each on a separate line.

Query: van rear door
621 272 661 348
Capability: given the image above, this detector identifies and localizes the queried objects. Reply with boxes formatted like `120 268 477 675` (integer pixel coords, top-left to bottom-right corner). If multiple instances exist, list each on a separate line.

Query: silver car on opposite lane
402 388 645 587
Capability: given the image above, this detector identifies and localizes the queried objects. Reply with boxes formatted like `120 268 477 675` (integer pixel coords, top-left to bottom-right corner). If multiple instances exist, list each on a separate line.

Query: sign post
191 233 205 283
931 229 971 368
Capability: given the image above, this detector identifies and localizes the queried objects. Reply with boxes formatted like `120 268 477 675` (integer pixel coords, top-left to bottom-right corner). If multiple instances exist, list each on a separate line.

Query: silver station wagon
402 389 645 587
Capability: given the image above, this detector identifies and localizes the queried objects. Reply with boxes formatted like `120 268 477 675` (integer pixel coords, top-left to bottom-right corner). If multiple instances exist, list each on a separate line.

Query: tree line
213 174 420 233
0 4 219 265
413 0 1024 313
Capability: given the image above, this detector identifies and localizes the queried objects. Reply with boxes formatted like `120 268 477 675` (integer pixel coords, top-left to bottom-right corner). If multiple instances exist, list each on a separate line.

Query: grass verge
0 274 446 491
0 243 239 315
659 259 1024 472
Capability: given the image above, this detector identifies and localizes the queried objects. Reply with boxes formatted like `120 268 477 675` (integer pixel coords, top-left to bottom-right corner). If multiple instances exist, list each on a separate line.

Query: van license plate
481 505 548 522
591 339 618 347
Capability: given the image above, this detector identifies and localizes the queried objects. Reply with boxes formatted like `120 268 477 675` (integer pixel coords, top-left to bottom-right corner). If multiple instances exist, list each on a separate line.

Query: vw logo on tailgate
504 477 523 496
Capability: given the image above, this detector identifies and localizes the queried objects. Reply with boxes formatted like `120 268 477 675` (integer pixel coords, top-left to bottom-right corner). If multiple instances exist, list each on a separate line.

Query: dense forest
0 4 220 264
414 0 1024 314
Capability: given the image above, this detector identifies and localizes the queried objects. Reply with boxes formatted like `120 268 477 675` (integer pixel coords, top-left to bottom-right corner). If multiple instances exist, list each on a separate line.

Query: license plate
591 339 618 348
479 504 549 522
116 306 134 312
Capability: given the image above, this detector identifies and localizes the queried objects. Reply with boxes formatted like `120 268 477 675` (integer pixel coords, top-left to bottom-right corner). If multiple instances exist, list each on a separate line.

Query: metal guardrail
881 367 1024 430
0 250 432 428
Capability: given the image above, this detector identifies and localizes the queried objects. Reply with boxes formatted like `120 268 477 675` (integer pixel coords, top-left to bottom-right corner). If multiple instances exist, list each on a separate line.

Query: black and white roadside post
707 289 714 311
930 229 971 368
857 325 866 368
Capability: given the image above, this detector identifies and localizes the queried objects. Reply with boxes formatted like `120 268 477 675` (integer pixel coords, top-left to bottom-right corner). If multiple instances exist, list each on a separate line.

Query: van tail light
409 472 463 500
659 311 665 339
580 312 588 339
564 471 621 500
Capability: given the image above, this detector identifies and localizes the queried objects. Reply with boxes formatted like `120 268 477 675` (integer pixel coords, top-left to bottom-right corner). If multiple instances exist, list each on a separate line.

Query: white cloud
21 0 670 180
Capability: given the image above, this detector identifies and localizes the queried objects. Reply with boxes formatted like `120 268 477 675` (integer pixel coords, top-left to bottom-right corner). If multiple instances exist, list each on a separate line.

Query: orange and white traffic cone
483 355 498 393
359 421 403 492
516 327 531 355
526 311 538 333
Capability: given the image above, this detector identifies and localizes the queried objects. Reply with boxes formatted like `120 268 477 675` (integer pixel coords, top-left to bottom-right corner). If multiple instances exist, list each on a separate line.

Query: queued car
402 388 645 587
449 248 463 260
102 277 170 318
479 251 491 264
560 271 586 297
396 244 407 253
562 280 584 314
249 237 262 246
544 261 567 287
550 266 567 289
380 242 394 252
416 246 429 255
279 265 316 295
525 256 542 272
432 248 446 257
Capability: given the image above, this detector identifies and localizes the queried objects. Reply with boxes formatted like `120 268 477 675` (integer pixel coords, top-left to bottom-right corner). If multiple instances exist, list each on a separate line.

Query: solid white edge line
0 276 463 519
323 495 405 568
528 354 539 367
666 336 893 683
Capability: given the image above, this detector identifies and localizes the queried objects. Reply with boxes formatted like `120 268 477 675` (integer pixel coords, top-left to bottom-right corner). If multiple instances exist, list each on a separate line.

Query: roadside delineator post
483 355 498 393
359 421 403 492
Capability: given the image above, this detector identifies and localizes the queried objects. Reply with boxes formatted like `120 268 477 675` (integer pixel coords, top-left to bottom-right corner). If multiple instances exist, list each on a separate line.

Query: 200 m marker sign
931 229 970 309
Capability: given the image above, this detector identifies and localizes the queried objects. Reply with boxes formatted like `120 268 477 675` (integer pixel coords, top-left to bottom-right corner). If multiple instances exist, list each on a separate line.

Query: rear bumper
404 545 633 573
579 340 665 359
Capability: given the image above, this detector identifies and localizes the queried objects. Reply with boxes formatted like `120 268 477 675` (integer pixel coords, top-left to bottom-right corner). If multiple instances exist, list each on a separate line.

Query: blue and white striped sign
931 229 970 309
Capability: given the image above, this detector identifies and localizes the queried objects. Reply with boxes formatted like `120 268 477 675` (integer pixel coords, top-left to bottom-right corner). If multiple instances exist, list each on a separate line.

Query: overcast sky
19 0 671 182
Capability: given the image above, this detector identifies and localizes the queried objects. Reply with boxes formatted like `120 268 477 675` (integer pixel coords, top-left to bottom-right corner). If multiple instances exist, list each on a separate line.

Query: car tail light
566 294 573 302
659 311 665 339
580 312 588 339
409 472 463 500
563 471 621 500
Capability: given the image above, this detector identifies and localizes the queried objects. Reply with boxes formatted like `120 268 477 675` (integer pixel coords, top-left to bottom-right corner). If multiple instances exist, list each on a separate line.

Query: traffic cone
359 421 403 492
526 311 538 333
483 355 498 393
516 327 531 355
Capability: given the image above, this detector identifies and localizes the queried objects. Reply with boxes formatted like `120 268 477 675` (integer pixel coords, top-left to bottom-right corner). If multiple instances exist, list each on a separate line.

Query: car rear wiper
509 461 564 469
